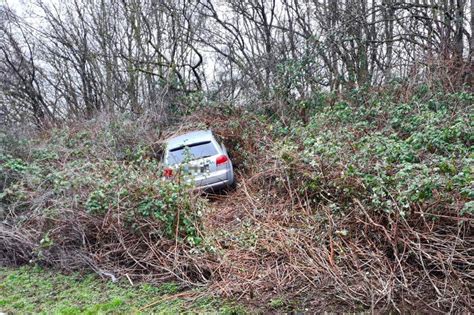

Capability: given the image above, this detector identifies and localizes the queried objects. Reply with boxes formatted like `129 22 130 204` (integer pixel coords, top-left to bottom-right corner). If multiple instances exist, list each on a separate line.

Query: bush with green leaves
82 159 205 245
276 90 473 216
0 118 205 247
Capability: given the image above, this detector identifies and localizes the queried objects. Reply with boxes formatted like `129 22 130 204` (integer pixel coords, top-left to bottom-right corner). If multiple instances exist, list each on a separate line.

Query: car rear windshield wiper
169 141 212 152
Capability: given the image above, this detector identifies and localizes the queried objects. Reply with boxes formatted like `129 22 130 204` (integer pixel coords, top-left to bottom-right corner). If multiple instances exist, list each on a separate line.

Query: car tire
227 177 237 191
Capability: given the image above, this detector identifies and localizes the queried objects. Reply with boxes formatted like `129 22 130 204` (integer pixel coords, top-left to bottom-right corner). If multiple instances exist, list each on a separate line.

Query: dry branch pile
1 100 472 312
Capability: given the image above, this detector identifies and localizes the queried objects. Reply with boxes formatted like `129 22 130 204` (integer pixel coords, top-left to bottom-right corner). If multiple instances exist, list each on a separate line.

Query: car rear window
168 141 218 164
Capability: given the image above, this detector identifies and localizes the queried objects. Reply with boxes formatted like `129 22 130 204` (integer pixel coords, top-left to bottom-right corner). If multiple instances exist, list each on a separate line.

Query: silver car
162 130 235 191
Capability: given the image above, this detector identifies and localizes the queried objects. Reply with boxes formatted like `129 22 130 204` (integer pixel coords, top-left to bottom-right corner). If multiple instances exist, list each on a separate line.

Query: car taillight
216 155 229 165
163 167 173 178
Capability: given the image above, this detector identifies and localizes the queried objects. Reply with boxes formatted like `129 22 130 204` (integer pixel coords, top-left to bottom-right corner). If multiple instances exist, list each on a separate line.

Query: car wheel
227 177 237 190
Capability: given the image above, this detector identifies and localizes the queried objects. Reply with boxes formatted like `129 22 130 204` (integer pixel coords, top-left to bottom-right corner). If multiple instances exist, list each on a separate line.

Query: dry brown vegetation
1 88 472 313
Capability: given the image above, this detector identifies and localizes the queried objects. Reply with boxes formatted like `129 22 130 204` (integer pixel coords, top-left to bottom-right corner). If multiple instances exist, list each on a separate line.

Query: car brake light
163 167 173 178
216 155 229 165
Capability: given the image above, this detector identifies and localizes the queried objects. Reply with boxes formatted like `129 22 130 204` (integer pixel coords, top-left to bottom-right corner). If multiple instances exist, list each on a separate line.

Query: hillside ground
1 86 472 313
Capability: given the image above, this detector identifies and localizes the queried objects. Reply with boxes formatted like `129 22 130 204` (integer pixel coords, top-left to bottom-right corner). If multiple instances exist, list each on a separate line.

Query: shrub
0 116 207 282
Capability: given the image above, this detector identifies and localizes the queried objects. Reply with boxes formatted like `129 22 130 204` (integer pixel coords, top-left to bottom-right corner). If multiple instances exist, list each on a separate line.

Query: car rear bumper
195 178 234 192
192 169 234 191
184 168 233 190
164 164 234 192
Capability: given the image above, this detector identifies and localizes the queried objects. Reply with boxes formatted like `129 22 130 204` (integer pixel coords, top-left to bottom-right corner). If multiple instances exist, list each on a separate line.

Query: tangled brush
1 103 472 312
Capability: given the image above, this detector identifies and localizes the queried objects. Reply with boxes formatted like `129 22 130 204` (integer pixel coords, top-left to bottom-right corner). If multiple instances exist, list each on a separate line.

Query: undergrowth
277 89 472 216
1 86 472 313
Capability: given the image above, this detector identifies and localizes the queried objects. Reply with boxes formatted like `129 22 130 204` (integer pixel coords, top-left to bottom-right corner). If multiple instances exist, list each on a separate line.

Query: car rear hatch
166 141 229 186
181 156 229 187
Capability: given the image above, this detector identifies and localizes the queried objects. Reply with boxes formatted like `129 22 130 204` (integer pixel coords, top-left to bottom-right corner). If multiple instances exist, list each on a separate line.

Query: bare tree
0 0 472 125
0 6 53 126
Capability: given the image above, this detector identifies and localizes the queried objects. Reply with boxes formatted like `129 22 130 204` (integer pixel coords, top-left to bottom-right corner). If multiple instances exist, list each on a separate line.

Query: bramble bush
0 118 205 247
276 90 472 215
1 87 472 312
